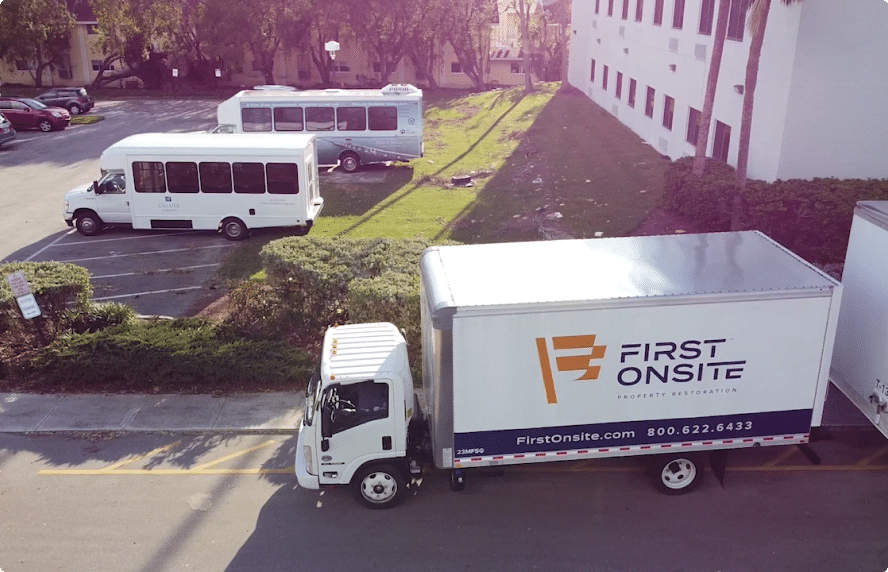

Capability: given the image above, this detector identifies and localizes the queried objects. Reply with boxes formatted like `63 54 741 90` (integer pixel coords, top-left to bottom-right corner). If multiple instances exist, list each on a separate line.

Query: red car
0 97 71 131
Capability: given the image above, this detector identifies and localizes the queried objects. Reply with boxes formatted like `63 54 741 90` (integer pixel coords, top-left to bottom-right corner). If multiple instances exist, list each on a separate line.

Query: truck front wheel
352 464 406 509
650 454 703 495
75 211 104 236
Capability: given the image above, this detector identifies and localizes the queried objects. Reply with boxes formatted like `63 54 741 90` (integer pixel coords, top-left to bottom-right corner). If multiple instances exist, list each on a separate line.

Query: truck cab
296 323 416 508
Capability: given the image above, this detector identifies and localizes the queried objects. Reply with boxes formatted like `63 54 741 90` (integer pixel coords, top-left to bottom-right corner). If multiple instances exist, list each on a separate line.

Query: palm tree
731 0 802 229
692 0 731 177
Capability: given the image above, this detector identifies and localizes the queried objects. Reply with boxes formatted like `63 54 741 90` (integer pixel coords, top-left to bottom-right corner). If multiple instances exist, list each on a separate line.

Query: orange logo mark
535 335 607 404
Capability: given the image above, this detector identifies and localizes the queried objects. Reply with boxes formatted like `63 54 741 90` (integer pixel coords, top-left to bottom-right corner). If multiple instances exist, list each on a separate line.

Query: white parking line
43 230 199 248
24 229 78 262
61 244 233 264
93 285 204 302
91 263 220 280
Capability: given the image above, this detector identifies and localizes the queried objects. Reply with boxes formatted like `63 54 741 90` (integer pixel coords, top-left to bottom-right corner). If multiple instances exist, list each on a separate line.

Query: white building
567 0 888 182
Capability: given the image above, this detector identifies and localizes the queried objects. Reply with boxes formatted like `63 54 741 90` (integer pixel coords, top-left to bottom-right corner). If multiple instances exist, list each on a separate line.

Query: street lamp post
325 41 340 87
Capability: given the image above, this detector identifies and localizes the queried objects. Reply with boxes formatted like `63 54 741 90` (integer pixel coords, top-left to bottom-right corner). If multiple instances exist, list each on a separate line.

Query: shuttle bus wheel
650 453 703 495
339 152 360 173
352 464 406 509
75 211 104 236
221 217 248 241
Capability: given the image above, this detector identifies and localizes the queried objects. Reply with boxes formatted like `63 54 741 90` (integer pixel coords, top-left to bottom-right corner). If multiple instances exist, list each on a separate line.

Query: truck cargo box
420 231 843 470
831 201 888 438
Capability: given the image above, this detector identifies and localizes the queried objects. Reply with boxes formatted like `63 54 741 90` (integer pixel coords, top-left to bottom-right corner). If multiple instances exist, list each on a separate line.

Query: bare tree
447 0 498 91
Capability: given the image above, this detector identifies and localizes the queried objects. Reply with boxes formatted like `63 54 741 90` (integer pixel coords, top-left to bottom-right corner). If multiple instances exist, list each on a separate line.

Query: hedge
662 157 888 263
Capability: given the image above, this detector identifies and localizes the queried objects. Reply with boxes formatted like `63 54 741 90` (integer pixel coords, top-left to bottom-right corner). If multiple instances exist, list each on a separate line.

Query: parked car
35 87 94 115
0 112 16 146
0 98 70 131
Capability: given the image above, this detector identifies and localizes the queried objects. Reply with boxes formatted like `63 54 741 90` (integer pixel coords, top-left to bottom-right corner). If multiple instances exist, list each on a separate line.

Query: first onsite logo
535 335 607 404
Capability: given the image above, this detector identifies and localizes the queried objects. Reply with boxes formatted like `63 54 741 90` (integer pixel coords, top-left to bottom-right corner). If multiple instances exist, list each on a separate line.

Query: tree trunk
692 0 731 176
558 0 571 90
732 0 771 230
519 0 534 93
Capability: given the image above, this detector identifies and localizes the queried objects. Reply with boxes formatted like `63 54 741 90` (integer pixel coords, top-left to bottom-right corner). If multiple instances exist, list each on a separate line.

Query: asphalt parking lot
0 98 239 316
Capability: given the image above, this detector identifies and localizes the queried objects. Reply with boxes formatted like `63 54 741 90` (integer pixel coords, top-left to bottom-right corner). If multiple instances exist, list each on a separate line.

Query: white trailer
830 201 888 438
296 231 844 508
63 132 323 240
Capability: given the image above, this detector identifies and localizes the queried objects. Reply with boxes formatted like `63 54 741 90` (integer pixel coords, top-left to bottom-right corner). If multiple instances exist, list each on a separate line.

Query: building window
615 72 623 99
673 0 685 29
602 65 609 90
662 95 674 130
622 0 630 20
608 0 614 16
713 120 731 161
687 107 701 144
636 0 644 21
653 0 664 25
595 0 600 14
727 0 751 41
628 78 637 107
15 60 35 71
511 62 522 74
451 62 463 73
333 62 350 72
91 60 115 71
699 0 715 35
645 86 655 118
86 24 99 34
590 59 596 82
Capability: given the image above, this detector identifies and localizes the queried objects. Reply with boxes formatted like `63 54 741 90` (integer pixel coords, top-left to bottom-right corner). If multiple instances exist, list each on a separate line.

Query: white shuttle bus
215 84 423 173
63 132 323 240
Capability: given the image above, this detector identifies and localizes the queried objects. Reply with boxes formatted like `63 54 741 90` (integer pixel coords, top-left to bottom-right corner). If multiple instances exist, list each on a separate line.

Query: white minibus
215 84 423 173
63 132 323 240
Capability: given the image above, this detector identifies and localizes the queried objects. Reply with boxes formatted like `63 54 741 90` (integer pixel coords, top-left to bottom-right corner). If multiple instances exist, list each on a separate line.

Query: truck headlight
303 444 315 475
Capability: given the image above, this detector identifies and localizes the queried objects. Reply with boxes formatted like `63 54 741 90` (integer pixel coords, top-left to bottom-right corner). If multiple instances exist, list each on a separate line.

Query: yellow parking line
763 447 799 467
100 441 181 472
191 439 277 471
857 443 888 466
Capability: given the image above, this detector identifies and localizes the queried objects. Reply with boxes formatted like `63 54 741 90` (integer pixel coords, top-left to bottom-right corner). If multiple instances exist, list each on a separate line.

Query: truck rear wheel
651 454 703 495
352 464 406 509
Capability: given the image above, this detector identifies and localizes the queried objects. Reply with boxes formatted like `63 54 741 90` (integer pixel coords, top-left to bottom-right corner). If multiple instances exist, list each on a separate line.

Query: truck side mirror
321 403 333 439
92 181 101 195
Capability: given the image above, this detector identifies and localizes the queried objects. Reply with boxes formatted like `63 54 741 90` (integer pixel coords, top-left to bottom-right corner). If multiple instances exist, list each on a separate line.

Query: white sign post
6 271 42 319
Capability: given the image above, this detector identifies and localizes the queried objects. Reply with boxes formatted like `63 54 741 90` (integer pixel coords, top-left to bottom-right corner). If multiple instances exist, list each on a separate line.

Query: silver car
0 112 16 147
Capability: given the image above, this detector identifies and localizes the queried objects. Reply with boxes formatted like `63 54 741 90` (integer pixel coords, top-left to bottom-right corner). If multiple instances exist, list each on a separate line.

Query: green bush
31 318 314 391
663 159 888 263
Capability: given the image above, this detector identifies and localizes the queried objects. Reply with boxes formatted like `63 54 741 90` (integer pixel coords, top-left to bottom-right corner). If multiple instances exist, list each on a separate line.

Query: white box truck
296 231 844 508
831 201 888 438
63 132 323 240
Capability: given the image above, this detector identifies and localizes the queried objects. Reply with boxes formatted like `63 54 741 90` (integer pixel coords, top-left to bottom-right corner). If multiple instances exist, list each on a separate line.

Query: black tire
221 217 248 241
449 469 466 492
339 152 360 173
650 454 704 496
68 103 82 115
352 464 406 509
75 211 103 236
38 119 53 132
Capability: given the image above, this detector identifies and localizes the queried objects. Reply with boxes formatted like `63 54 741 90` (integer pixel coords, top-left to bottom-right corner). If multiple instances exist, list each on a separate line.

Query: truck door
317 380 395 484
94 173 131 224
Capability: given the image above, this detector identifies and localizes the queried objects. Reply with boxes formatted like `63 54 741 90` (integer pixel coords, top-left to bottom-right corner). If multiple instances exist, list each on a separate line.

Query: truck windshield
304 365 322 426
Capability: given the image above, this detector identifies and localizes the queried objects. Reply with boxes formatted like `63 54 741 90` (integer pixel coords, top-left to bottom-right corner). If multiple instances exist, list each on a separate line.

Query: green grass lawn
308 82 668 244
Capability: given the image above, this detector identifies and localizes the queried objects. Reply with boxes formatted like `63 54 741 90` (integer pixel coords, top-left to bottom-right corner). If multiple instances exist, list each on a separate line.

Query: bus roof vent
382 84 419 95
253 84 296 91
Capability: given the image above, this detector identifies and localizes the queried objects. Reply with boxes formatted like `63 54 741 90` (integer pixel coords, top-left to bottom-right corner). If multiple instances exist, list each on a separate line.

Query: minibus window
305 107 334 131
242 107 272 132
166 162 199 193
132 162 166 193
232 162 266 194
368 106 398 131
337 106 366 131
266 162 299 194
199 162 233 193
274 107 303 131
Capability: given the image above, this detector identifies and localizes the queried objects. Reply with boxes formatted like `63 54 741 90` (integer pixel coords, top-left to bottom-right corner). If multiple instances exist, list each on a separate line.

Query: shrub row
663 157 888 263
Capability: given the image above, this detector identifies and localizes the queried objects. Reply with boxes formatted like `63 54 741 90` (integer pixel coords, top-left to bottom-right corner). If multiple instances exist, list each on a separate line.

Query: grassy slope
307 82 668 244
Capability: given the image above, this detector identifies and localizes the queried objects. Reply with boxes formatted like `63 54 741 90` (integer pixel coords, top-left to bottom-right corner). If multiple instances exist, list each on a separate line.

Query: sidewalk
0 392 303 433
0 384 873 433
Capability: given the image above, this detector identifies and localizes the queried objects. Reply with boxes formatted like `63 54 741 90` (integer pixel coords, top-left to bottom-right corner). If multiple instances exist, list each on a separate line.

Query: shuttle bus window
132 162 166 193
199 162 233 193
266 162 299 194
368 106 398 131
242 107 272 131
305 106 334 131
336 106 366 131
165 162 199 193
273 107 303 131
232 162 266 194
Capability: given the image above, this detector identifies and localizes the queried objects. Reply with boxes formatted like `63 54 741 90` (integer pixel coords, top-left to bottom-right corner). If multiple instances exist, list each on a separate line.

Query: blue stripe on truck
454 409 813 458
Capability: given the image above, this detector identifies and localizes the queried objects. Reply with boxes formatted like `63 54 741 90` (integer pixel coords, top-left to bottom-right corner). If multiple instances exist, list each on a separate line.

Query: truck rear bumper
295 426 320 490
